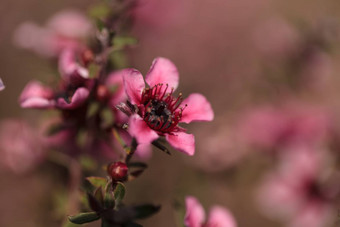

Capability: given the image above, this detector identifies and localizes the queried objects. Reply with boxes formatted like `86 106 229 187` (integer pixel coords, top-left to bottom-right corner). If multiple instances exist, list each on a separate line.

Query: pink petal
0 78 5 91
184 196 206 227
165 132 195 156
145 57 179 91
59 48 89 83
135 143 153 160
19 81 55 108
128 114 159 144
47 10 93 39
21 97 55 109
106 70 127 106
206 206 237 227
180 93 214 124
56 87 89 109
122 69 145 104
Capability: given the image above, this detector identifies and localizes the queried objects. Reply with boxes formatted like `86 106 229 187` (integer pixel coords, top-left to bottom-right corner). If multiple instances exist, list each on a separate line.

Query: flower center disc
141 84 185 134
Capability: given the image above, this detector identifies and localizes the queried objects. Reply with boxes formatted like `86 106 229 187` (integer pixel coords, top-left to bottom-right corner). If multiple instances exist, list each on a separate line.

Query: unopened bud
81 49 94 67
107 162 128 181
96 85 110 102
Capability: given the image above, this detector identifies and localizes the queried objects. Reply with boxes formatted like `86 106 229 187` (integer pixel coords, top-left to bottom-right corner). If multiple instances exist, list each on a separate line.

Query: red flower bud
96 85 110 102
107 162 128 181
81 49 94 67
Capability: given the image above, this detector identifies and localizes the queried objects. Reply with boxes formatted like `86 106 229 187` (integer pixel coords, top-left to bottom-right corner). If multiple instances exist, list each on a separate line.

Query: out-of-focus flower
13 9 93 57
122 57 214 156
0 78 5 91
19 80 90 110
256 145 336 227
238 104 330 152
58 48 90 84
20 47 92 110
253 18 301 60
0 120 46 174
184 196 237 227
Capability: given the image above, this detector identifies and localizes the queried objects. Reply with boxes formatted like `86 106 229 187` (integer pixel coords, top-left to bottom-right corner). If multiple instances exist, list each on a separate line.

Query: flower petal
165 132 195 156
0 78 4 91
206 206 237 227
135 143 153 160
145 57 179 90
19 81 55 108
128 114 159 144
184 196 206 227
122 69 145 105
56 87 89 109
180 93 214 124
59 48 89 83
106 70 127 106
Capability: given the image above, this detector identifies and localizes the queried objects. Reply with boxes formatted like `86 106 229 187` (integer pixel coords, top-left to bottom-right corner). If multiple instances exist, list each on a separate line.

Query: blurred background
1 0 340 226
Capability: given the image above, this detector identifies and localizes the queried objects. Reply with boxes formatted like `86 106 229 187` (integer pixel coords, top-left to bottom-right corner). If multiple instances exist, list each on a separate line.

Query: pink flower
0 78 5 91
0 120 46 174
122 57 214 155
257 145 336 227
184 196 237 227
58 48 89 85
19 80 90 110
13 10 93 57
238 104 330 151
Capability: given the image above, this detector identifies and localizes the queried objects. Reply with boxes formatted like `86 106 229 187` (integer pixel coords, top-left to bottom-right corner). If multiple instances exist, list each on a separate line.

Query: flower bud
96 85 110 102
81 49 94 67
107 162 128 181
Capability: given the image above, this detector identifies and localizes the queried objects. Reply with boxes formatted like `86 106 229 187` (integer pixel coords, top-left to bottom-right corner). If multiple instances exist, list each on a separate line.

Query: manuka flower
19 48 92 109
184 196 237 227
122 57 214 155
13 10 93 57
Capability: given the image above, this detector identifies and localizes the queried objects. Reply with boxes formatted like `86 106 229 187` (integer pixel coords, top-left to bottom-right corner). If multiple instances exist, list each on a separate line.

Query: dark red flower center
140 83 186 134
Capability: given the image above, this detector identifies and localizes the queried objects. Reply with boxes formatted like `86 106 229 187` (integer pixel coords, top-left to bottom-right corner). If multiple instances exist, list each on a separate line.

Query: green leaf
113 182 125 206
112 36 138 50
88 63 101 79
87 102 100 119
104 191 115 210
94 187 104 205
133 204 161 219
86 177 107 189
79 155 97 171
127 162 148 169
68 212 100 224
100 108 114 128
46 123 67 136
89 3 111 19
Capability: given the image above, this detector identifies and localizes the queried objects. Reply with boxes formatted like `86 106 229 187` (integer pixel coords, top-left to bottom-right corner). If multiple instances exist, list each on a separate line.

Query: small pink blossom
0 120 46 174
122 57 214 155
58 48 89 84
13 10 93 57
238 104 330 151
184 196 237 227
257 145 336 227
19 80 90 110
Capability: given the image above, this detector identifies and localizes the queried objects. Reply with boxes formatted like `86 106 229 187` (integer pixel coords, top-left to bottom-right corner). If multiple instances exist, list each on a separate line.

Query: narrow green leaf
86 177 107 189
112 36 138 49
113 182 125 206
87 102 100 119
68 212 100 224
133 204 161 219
127 162 148 169
104 191 115 210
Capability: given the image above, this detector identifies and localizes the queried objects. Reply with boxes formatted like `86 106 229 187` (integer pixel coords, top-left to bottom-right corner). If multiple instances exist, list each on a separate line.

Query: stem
125 138 137 163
